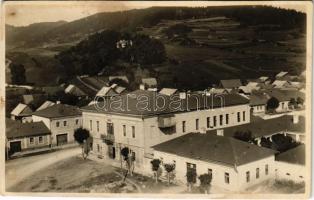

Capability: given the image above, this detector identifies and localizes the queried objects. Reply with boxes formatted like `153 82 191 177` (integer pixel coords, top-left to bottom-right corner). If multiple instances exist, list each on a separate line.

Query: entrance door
57 134 68 146
10 141 21 154
108 145 116 159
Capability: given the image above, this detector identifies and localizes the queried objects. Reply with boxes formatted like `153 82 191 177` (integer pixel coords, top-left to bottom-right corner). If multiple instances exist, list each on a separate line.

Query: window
213 116 217 127
123 125 126 136
226 114 229 125
132 151 136 161
246 171 250 182
107 123 114 135
207 117 210 128
196 119 199 130
132 126 135 138
224 172 230 184
29 137 34 144
256 168 260 179
265 164 269 175
208 169 213 178
63 121 67 126
237 112 240 122
97 144 100 152
75 119 79 125
39 136 43 143
96 121 99 132
56 121 60 127
282 102 284 109
219 115 223 126
286 173 290 176
186 163 197 181
182 121 186 133
89 120 92 131
243 111 246 121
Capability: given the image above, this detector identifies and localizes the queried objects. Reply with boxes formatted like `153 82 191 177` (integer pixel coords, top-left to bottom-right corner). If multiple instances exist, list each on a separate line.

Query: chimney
179 92 186 99
293 115 299 124
217 129 224 136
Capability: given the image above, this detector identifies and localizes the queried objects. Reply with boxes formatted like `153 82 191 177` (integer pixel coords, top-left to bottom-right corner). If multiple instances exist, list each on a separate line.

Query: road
5 147 81 190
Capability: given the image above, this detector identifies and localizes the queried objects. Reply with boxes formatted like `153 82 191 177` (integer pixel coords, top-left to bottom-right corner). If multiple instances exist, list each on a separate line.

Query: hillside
5 6 306 89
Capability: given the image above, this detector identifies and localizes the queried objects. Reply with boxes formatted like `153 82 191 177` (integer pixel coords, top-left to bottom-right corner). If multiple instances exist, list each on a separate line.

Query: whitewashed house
32 104 82 146
10 103 33 122
153 133 277 191
275 144 305 183
81 90 251 174
249 93 268 114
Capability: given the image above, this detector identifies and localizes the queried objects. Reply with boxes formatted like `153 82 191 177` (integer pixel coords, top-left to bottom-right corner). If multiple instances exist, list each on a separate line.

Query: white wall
275 161 305 183
252 105 266 114
8 135 51 150
154 151 275 191
276 101 289 113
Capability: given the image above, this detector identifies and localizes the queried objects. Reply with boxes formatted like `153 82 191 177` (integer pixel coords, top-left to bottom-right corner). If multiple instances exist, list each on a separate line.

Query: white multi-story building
32 104 82 146
81 90 251 174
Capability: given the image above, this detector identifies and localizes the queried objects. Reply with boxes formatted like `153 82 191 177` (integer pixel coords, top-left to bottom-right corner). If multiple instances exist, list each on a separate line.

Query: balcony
101 134 115 145
158 114 176 128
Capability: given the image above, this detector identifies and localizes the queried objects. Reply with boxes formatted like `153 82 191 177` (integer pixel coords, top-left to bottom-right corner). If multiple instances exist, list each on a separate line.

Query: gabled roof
36 101 55 111
65 84 87 96
81 90 249 117
159 88 178 96
115 86 126 94
275 144 305 165
220 79 242 89
259 76 269 82
276 71 288 78
153 133 276 166
11 103 33 117
265 89 304 102
6 119 51 139
272 80 290 88
22 94 47 107
250 93 269 106
142 78 157 87
109 76 129 83
32 104 81 119
96 86 117 97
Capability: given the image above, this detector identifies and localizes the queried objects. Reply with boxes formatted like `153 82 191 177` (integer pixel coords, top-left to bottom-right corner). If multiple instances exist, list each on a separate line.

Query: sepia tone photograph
1 1 312 198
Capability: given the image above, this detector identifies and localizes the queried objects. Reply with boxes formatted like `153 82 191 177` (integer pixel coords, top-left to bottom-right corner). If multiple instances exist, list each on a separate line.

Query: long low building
81 90 251 174
6 119 51 156
153 133 277 191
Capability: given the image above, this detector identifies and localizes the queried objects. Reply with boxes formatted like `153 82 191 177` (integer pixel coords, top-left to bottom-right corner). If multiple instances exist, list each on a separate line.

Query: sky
4 1 309 27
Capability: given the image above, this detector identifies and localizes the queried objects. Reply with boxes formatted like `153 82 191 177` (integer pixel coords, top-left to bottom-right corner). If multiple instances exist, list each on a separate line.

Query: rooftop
220 79 243 89
6 119 51 139
275 144 305 165
11 103 33 117
81 90 249 117
153 133 276 166
142 78 157 87
159 88 178 96
32 104 82 119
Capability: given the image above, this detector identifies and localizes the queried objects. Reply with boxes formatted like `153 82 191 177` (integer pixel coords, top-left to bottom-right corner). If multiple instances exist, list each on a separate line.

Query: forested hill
6 6 306 48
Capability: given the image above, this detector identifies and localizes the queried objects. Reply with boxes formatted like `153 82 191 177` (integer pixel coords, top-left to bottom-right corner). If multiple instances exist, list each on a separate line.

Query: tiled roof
159 88 178 96
275 144 305 165
36 101 55 111
265 89 305 102
32 104 81 118
6 119 51 139
206 115 305 138
276 71 288 78
109 76 129 83
250 93 269 106
96 86 117 97
220 79 242 89
153 133 276 166
142 78 157 87
65 84 87 96
11 103 33 117
81 90 249 117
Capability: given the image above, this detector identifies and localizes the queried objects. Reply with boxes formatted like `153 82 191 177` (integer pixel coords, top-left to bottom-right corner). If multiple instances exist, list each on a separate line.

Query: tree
120 147 134 180
9 63 26 84
296 97 304 106
151 159 161 183
271 134 299 152
163 163 176 185
266 97 280 112
289 98 297 109
198 173 212 194
260 137 273 149
186 170 197 192
73 128 91 159
233 130 254 143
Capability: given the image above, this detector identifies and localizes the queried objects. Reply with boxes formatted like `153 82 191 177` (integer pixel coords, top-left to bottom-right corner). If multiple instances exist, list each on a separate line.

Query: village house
275 144 305 183
219 79 243 89
140 78 158 91
32 104 82 146
81 90 251 174
153 133 277 191
6 119 51 156
10 103 33 123
249 93 269 114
